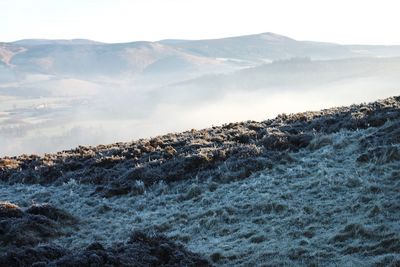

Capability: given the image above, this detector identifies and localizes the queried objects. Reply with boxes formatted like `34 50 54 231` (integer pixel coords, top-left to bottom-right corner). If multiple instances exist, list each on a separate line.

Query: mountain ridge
3 32 400 75
11 38 104 46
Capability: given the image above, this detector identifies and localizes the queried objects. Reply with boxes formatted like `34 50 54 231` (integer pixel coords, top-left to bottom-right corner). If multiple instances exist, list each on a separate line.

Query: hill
164 32 400 62
1 96 399 266
2 32 400 76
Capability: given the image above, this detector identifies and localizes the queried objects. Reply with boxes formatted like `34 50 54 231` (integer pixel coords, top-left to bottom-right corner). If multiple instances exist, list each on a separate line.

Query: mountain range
0 32 400 156
2 32 400 76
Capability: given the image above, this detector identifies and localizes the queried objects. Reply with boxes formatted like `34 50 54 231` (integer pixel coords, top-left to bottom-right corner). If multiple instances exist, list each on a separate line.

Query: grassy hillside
1 96 399 266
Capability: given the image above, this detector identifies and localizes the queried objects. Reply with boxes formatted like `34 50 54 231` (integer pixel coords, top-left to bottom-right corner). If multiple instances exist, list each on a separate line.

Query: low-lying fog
1 33 400 157
1 56 399 156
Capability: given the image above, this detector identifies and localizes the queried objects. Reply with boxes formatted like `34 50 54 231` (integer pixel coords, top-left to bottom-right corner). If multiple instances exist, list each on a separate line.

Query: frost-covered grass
1 125 399 266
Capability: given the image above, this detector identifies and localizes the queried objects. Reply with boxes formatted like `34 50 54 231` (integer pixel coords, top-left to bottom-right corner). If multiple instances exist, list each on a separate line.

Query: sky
1 0 400 45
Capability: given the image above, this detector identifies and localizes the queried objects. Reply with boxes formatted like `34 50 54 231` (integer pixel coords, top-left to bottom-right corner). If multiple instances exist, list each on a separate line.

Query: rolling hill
2 32 400 77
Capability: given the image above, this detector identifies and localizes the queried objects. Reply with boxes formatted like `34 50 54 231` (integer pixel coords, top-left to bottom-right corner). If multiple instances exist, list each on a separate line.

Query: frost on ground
0 96 400 266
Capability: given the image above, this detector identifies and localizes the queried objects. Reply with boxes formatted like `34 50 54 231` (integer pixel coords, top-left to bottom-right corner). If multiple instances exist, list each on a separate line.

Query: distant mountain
2 32 400 77
159 39 192 45
11 39 103 46
0 41 226 77
162 32 388 62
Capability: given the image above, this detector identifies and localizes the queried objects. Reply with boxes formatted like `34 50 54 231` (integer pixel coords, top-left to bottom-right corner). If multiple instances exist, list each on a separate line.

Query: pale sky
1 0 400 44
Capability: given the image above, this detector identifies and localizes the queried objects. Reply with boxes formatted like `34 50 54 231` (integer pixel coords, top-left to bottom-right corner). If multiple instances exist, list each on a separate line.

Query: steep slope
1 96 399 266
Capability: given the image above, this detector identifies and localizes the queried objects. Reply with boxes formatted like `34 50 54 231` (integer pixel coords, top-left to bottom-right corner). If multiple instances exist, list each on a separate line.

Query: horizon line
4 32 400 46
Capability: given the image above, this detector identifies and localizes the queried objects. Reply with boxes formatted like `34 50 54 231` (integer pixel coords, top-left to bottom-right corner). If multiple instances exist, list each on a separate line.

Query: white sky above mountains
1 0 400 44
